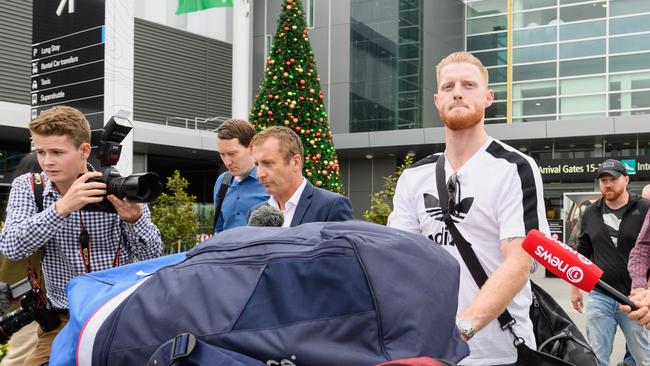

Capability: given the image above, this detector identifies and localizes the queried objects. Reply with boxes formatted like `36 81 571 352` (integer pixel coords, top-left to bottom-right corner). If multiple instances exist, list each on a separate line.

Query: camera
0 278 60 344
84 111 163 212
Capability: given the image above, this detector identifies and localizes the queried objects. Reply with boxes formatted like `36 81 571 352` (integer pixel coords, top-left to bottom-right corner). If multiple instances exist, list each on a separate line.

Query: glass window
609 71 650 92
467 32 507 51
559 20 605 41
466 0 507 18
560 76 606 95
399 26 419 43
561 0 593 4
514 0 556 11
305 0 315 29
485 101 507 119
560 2 606 23
514 8 558 29
560 94 606 114
559 39 605 59
610 14 650 35
474 49 508 67
610 53 650 73
610 0 650 16
559 58 605 77
488 67 507 83
514 26 556 46
467 15 507 34
513 44 556 63
559 112 607 120
513 80 557 99
512 116 552 122
514 62 556 81
491 84 507 100
610 90 650 111
609 34 650 54
513 98 557 117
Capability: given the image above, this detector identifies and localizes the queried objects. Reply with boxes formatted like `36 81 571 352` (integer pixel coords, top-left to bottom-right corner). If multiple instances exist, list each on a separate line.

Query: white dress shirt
268 177 307 227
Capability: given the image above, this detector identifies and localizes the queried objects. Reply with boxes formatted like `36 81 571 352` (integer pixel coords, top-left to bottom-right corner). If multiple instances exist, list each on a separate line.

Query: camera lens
107 173 163 203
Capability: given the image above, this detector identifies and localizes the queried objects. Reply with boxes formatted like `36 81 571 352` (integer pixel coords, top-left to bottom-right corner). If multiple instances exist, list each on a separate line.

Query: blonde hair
436 51 489 86
251 126 304 168
29 106 90 147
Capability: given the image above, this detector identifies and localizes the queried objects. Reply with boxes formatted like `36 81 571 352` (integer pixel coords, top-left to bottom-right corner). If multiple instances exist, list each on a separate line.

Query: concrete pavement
531 268 628 365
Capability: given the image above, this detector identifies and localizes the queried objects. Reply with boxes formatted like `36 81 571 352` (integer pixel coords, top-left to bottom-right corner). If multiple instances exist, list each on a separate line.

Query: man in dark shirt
571 159 650 366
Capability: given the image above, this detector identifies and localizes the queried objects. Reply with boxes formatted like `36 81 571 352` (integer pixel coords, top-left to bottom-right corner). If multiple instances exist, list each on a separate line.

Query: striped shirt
0 172 163 309
629 210 650 289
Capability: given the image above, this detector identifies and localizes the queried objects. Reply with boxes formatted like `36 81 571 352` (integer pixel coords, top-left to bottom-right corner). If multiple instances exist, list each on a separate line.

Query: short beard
439 107 484 131
602 186 625 202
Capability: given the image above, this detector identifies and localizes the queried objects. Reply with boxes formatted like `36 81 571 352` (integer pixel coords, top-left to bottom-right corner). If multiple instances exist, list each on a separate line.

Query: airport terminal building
1 0 649 222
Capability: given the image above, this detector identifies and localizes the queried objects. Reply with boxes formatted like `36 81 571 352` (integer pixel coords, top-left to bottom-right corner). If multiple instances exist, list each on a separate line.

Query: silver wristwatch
455 317 477 340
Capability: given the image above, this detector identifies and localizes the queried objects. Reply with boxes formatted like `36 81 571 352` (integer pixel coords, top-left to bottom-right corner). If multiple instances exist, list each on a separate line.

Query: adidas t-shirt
388 137 550 366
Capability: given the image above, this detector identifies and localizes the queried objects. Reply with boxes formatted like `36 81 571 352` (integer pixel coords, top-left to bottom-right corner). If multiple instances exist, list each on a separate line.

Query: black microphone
248 204 284 227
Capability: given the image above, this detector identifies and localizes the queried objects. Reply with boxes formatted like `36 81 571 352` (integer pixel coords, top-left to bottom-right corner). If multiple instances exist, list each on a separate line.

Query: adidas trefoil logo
423 193 474 223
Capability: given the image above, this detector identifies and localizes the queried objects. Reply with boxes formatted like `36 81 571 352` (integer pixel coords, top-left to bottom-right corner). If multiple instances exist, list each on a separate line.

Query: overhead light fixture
407 150 416 157
519 146 528 152
365 154 374 160
544 145 550 149
623 142 631 146
594 143 602 148
569 144 575 148
535 102 541 106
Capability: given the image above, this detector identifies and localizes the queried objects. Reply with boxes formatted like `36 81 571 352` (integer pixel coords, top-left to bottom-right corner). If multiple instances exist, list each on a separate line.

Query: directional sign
32 0 105 128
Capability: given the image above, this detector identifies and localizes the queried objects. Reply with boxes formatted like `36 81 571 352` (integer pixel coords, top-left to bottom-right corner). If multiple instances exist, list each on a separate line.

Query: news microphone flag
522 229 636 310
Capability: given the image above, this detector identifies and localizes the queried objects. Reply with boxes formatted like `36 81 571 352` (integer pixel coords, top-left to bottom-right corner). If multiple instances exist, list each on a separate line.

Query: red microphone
522 229 637 310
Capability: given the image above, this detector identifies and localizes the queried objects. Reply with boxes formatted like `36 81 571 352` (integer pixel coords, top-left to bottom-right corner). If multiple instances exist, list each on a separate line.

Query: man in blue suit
249 126 353 226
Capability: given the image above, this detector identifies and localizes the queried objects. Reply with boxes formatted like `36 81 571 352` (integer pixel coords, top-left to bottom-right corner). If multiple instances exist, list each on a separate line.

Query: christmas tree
249 0 343 193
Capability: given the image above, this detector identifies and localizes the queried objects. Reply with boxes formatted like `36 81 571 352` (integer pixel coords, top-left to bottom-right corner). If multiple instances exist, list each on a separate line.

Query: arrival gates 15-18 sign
537 157 650 181
31 0 106 129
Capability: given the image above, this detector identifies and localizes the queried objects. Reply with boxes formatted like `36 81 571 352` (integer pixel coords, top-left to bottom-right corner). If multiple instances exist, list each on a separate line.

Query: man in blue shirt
213 119 269 233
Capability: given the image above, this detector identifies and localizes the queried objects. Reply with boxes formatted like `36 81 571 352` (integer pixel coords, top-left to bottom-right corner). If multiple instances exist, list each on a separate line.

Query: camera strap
79 212 92 273
78 212 122 273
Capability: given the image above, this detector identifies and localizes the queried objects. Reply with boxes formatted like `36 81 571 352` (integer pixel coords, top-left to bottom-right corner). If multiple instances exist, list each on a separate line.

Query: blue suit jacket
250 180 354 227
290 181 354 226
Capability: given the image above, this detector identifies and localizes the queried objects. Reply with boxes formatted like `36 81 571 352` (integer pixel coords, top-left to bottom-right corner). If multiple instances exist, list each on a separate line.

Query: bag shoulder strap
435 155 516 331
31 172 45 213
213 172 233 231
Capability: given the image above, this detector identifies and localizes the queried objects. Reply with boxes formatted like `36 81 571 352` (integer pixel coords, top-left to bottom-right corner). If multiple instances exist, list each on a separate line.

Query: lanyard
78 212 121 273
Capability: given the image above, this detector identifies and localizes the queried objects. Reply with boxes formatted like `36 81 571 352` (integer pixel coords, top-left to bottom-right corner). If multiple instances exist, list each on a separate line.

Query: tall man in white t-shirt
388 52 549 366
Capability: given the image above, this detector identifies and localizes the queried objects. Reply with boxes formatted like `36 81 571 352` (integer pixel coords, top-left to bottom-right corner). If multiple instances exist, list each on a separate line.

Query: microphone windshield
248 204 284 227
522 229 603 292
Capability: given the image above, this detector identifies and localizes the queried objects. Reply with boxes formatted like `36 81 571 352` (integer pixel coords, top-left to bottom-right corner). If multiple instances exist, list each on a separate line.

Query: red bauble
284 26 289 31
315 132 321 137
290 58 295 64
268 94 273 99
299 80 306 85
305 130 311 135
267 111 273 116
295 126 301 132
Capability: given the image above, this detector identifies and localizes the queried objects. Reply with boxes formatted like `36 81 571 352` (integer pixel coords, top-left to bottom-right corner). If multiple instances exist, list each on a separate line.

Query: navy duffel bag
80 221 469 365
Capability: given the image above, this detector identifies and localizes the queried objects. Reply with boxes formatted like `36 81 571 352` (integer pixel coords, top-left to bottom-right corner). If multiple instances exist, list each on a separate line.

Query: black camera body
83 111 163 213
0 278 60 344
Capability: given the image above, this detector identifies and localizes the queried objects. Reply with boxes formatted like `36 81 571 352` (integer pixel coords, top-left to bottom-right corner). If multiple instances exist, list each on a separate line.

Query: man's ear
293 154 302 171
80 142 92 159
485 89 494 108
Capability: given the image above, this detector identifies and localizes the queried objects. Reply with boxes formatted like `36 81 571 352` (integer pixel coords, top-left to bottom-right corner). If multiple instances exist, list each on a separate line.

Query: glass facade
349 0 423 132
466 0 650 123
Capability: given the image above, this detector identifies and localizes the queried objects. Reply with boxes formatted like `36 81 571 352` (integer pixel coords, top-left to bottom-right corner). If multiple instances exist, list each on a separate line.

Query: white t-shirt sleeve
387 170 421 234
497 161 549 240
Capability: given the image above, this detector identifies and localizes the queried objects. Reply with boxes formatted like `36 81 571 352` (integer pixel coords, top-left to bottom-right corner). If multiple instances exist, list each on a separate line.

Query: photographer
0 106 163 365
